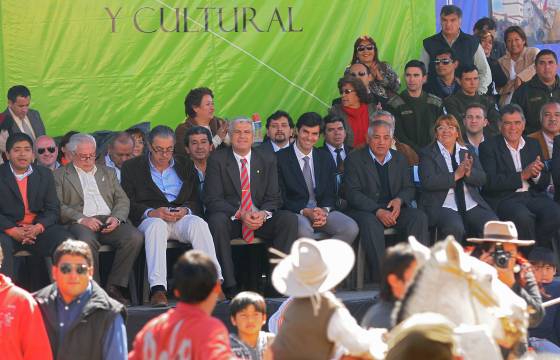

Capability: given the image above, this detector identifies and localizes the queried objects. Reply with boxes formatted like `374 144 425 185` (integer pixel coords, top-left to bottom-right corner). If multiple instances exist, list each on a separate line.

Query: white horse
394 236 529 358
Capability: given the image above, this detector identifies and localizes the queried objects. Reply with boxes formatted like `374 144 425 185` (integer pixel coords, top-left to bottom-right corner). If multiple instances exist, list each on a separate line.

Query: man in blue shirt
34 239 127 360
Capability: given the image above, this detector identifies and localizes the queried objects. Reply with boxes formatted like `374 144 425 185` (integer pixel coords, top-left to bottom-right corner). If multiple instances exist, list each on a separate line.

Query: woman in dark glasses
350 35 400 100
329 75 377 148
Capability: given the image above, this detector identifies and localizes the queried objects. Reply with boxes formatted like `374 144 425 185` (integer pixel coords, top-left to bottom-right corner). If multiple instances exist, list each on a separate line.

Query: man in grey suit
54 133 143 305
204 117 298 298
0 85 46 140
344 120 429 276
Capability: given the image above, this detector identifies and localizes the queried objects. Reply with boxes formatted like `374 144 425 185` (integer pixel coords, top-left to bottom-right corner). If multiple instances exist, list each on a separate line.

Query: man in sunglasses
54 133 143 306
386 60 443 152
35 135 60 171
35 240 128 360
421 5 491 95
0 133 70 280
423 48 461 100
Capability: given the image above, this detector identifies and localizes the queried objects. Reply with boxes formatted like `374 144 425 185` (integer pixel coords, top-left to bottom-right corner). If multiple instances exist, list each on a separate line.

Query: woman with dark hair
498 26 540 105
175 87 229 156
476 31 508 101
418 114 497 242
329 75 377 148
350 35 400 99
57 130 78 166
125 127 147 157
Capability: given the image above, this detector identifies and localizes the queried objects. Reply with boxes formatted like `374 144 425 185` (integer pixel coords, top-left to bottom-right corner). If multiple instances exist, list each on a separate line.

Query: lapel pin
257 170 260 174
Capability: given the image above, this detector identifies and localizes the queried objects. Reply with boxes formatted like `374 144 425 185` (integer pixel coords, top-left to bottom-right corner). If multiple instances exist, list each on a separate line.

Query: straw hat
271 238 355 298
467 220 535 246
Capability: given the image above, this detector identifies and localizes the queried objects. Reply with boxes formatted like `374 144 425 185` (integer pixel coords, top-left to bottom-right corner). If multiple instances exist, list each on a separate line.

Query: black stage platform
126 290 378 347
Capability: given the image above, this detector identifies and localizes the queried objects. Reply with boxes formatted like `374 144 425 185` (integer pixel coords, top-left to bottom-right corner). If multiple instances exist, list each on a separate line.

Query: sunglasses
59 263 89 275
340 89 355 95
356 45 375 52
37 147 56 155
434 58 453 65
350 71 367 77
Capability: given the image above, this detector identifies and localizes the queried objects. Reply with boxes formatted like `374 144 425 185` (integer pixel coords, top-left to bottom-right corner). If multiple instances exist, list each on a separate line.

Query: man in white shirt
54 133 143 305
0 85 46 140
99 132 134 183
479 104 560 245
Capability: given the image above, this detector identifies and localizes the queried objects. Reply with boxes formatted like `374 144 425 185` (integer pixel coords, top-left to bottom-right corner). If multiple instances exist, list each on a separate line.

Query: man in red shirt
129 250 232 360
0 246 53 360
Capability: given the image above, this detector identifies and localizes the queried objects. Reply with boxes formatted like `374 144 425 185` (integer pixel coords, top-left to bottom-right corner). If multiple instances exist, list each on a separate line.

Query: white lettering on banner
142 320 192 360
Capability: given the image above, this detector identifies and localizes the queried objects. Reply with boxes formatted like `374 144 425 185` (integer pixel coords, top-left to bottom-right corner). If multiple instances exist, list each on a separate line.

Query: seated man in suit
443 64 500 136
0 85 46 140
418 114 497 242
276 112 358 243
204 117 298 297
0 133 70 279
184 126 213 193
98 132 134 183
462 103 489 155
528 102 560 161
35 135 61 171
321 114 351 210
372 110 419 166
260 110 294 153
121 125 222 307
479 104 560 246
54 133 143 305
344 120 429 276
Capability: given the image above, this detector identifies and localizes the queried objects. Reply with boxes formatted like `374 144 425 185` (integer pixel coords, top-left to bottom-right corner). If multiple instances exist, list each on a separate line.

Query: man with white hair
204 117 298 298
54 133 143 306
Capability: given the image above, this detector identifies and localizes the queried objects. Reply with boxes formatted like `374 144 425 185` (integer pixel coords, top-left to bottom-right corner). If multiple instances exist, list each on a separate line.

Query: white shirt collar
293 142 313 161
436 140 468 156
368 148 392 165
326 143 344 153
233 149 251 166
271 141 289 152
504 136 526 152
9 163 33 181
75 164 97 176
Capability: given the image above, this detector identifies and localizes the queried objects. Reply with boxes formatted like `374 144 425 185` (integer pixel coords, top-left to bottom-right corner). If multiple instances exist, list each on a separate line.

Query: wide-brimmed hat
467 220 535 246
271 238 355 298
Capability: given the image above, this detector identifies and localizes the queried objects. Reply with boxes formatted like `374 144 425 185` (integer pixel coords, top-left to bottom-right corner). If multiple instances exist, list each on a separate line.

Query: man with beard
260 110 294 153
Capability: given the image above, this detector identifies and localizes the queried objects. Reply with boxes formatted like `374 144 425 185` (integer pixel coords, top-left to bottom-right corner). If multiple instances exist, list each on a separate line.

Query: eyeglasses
356 45 374 52
37 147 56 155
434 58 453 65
436 125 457 132
59 263 89 275
75 153 96 161
152 147 174 155
340 89 355 95
350 71 367 77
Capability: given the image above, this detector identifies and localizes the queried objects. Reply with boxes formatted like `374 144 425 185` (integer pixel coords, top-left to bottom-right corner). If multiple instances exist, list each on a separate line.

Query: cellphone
169 207 180 213
100 223 109 230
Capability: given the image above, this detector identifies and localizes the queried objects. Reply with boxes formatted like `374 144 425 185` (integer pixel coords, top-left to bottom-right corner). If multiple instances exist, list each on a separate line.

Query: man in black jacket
34 240 127 360
276 112 358 243
479 104 560 246
0 133 70 279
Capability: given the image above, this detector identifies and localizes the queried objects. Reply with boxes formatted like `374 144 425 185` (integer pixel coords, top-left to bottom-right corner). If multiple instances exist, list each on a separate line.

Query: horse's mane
394 265 424 324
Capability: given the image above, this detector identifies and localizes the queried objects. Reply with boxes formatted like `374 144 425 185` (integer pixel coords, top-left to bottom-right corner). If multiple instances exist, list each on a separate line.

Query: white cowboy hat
467 220 535 246
271 238 355 298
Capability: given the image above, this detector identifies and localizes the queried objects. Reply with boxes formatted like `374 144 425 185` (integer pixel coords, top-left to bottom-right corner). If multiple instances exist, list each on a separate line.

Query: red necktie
240 158 254 243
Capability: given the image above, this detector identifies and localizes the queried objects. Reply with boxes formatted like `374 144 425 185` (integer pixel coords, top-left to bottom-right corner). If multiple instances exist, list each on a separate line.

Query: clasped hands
7 224 44 245
454 153 473 180
236 209 267 230
302 207 328 228
375 198 402 227
521 156 544 181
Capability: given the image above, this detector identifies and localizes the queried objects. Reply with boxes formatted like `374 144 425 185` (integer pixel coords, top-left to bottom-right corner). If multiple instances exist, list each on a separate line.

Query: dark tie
240 158 254 244
450 147 467 216
335 148 344 173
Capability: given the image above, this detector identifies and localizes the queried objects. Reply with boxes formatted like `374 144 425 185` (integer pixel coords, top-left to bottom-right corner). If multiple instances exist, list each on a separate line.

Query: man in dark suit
344 120 429 275
479 104 560 245
0 85 46 140
277 112 358 243
54 133 143 305
0 133 70 279
121 125 221 307
97 132 135 183
320 114 351 210
204 117 298 296
259 110 294 153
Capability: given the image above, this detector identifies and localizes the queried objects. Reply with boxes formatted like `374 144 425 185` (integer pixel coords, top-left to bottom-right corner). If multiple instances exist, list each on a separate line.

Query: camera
492 244 511 269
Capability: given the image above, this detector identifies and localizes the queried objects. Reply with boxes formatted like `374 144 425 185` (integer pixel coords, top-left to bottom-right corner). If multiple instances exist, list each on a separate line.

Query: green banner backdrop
0 0 435 136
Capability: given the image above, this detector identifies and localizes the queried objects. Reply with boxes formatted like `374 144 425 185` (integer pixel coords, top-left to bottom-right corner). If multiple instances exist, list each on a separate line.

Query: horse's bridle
440 264 525 346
